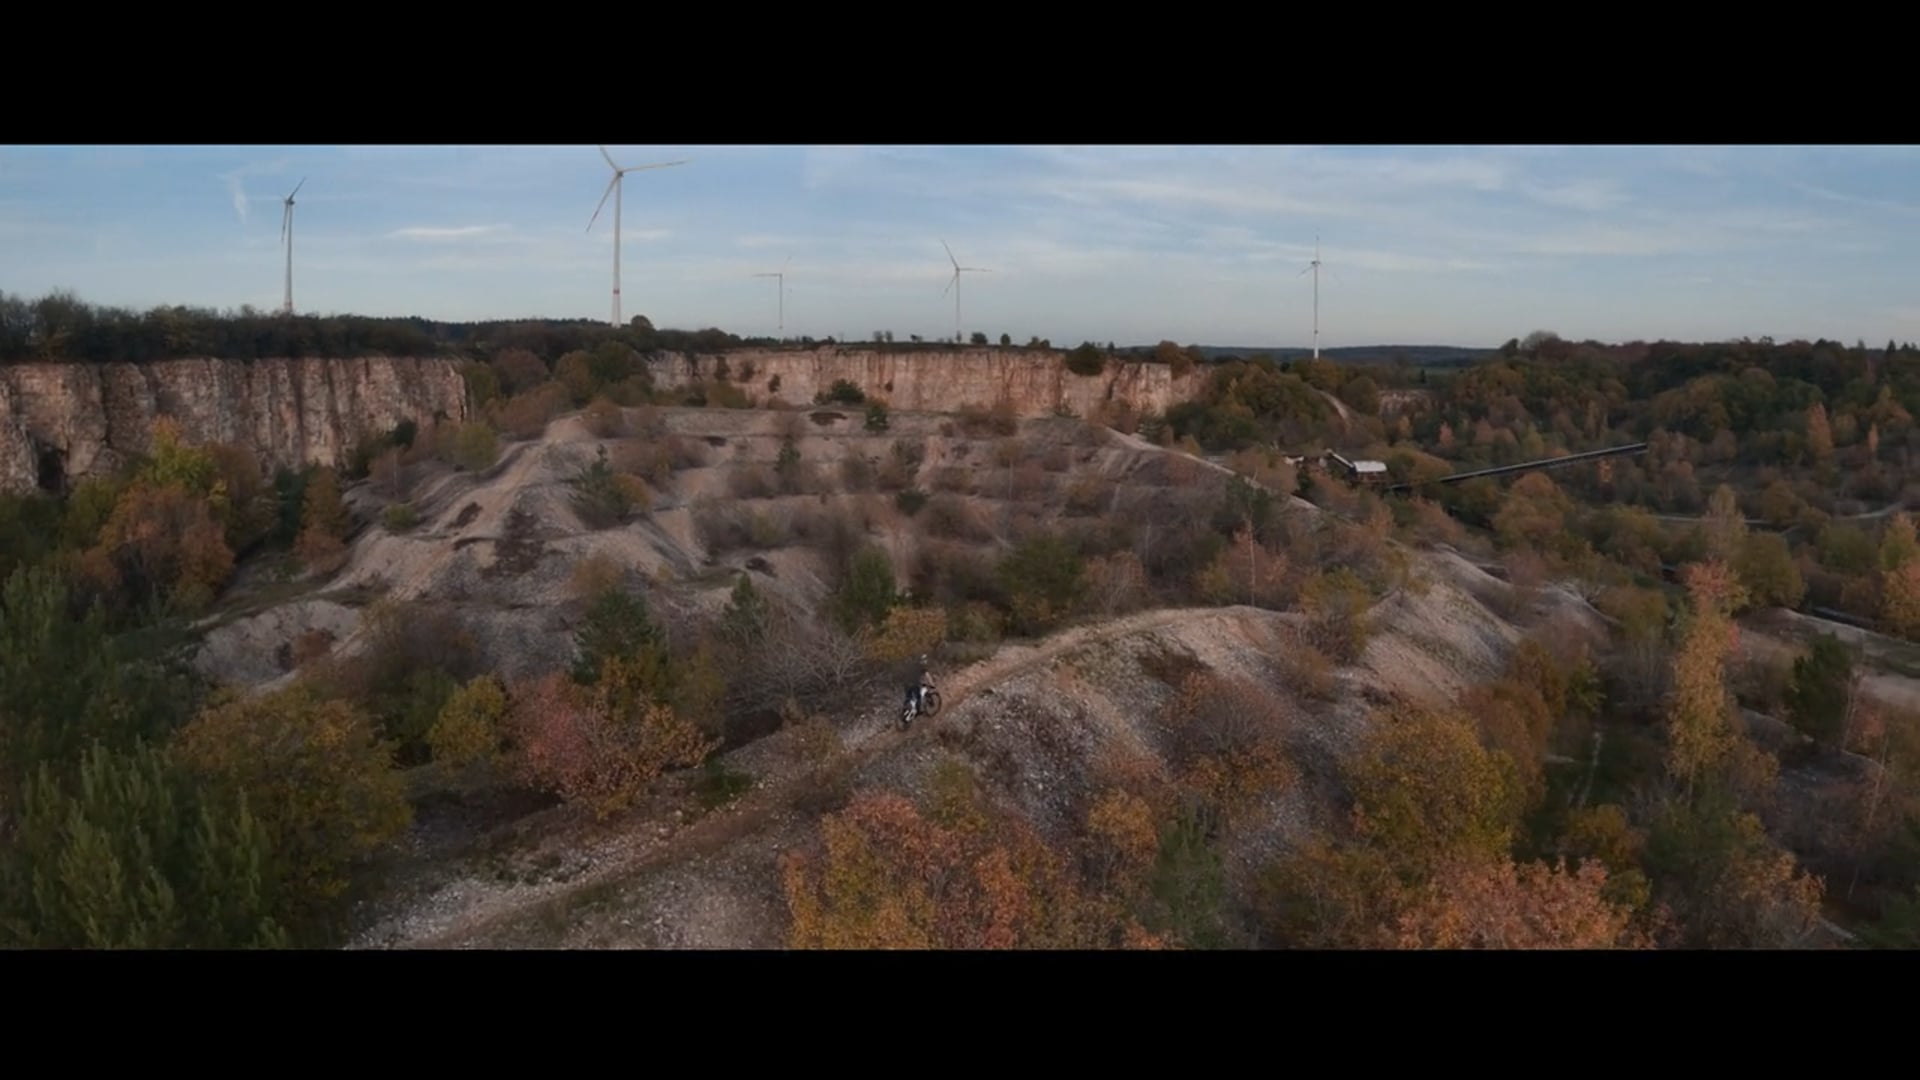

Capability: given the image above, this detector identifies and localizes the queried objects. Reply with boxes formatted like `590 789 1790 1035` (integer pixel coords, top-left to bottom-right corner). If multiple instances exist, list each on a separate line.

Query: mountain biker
902 653 936 722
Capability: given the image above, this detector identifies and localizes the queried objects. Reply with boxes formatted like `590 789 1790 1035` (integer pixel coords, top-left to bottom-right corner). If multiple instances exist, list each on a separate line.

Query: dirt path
1650 501 1906 529
377 604 1243 949
1315 388 1357 427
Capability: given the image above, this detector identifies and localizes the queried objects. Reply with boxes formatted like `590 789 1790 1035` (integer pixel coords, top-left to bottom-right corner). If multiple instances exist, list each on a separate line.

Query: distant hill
1116 344 1494 368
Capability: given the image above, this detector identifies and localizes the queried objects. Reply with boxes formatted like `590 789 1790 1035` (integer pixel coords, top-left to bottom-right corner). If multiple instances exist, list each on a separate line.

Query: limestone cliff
0 357 470 495
643 347 1205 420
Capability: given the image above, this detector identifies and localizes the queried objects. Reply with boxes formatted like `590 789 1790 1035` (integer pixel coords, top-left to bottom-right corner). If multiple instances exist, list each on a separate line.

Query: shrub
506 662 718 820
1300 567 1374 663
868 606 948 664
583 396 628 437
381 503 419 533
1065 342 1106 377
571 446 650 528
429 675 508 768
817 379 866 405
451 423 500 472
170 685 412 929
997 533 1087 636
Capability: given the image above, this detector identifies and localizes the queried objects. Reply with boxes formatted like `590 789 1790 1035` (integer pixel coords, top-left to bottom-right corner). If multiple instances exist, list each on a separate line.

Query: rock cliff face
644 347 1205 420
0 357 469 496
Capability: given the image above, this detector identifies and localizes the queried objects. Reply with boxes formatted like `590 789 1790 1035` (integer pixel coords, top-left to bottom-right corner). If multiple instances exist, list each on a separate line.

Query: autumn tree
1084 788 1161 899
1663 562 1750 794
1299 567 1373 663
1561 803 1654 915
1083 550 1151 616
1257 836 1405 948
1390 854 1650 949
1458 677 1557 811
1491 472 1573 555
83 466 236 614
1879 512 1919 572
1885 561 1920 640
1700 485 1748 565
169 685 412 939
1159 672 1298 829
1642 786 1826 948
1881 514 1920 638
1342 704 1526 882
506 658 719 819
1735 531 1805 611
429 674 509 768
294 466 351 574
1196 522 1290 609
782 781 1146 950
1805 402 1834 465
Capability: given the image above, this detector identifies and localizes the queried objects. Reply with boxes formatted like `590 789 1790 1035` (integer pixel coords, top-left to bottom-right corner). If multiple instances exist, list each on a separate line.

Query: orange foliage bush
505 658 719 819
1083 551 1150 616
88 480 236 610
1160 672 1298 826
1196 523 1290 609
1391 855 1651 949
782 788 1159 950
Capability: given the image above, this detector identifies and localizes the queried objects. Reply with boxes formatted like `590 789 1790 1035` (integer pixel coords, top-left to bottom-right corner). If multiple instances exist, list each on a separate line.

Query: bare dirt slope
349 560 1555 950
1737 608 1920 715
193 405 1231 692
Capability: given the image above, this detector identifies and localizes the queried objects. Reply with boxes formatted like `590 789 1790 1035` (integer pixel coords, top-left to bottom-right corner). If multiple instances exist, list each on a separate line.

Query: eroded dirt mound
193 406 1240 692
349 577 1545 950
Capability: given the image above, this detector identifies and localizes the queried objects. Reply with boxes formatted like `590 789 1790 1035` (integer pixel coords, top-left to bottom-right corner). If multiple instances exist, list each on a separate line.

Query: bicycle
900 684 944 730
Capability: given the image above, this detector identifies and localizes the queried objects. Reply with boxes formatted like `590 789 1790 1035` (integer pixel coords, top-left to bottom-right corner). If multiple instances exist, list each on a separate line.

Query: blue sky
3 144 1920 349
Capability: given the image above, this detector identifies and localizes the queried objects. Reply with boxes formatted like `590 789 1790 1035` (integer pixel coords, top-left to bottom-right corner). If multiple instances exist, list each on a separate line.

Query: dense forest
1156 331 1920 640
6 293 1920 949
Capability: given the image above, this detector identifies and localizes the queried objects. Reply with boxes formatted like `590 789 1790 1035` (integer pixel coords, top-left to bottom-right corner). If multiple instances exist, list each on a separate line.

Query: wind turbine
280 177 305 316
587 146 687 327
1297 235 1337 359
752 255 791 340
941 240 991 344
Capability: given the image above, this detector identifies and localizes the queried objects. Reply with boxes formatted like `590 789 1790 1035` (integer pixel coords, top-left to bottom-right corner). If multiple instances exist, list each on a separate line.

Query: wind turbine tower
942 240 992 344
588 146 688 327
753 255 791 340
280 177 305 316
1299 235 1326 359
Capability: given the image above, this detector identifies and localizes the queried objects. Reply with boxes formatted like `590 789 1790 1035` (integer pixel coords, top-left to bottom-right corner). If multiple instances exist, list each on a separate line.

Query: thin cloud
1521 178 1629 212
388 224 513 241
215 157 294 226
1787 181 1920 218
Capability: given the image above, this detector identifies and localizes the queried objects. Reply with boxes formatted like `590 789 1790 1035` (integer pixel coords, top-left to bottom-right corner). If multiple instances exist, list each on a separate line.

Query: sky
3 144 1920 350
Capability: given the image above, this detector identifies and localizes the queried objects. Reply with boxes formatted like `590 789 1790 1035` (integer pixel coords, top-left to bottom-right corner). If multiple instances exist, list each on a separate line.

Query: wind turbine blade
599 145 620 171
942 239 958 269
624 160 689 173
587 175 618 232
1299 265 1312 275
288 176 306 200
943 271 957 296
